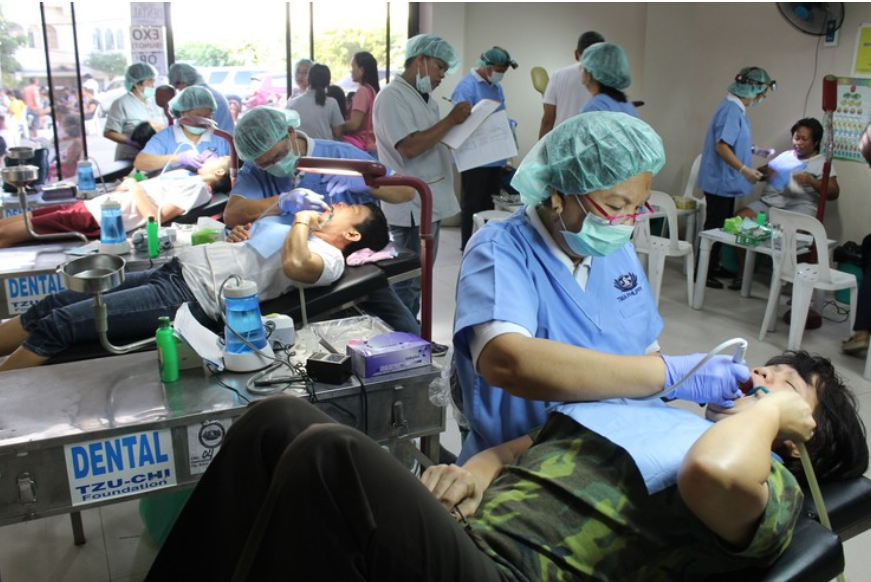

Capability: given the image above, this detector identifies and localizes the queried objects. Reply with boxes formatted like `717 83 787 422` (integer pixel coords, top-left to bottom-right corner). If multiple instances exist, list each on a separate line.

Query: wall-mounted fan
777 3 845 36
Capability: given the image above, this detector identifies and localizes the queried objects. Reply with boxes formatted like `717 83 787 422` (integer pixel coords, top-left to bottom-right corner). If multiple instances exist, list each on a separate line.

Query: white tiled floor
0 225 869 581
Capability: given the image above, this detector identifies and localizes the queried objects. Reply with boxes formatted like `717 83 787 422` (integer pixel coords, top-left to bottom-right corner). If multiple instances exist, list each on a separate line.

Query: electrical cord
802 35 823 118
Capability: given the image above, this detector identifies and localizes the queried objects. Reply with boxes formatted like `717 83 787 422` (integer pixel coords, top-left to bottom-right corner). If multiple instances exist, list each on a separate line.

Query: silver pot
60 254 126 295
5 147 35 161
1 165 39 188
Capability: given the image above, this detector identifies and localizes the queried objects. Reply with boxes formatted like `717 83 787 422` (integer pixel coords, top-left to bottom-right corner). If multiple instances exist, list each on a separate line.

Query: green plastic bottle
146 216 159 258
155 316 179 383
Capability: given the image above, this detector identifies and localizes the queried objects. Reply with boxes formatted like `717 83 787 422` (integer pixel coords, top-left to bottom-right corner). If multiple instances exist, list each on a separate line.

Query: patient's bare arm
678 391 815 547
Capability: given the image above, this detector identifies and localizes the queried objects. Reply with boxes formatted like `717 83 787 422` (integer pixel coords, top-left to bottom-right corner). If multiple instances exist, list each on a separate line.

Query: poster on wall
852 23 871 76
832 77 871 162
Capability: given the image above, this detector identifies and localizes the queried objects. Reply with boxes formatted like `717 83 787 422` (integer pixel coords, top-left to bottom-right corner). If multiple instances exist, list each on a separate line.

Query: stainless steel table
0 351 443 531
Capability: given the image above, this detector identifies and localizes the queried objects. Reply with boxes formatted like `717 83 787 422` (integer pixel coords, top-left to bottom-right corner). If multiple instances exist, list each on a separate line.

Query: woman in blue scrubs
134 86 231 173
453 113 750 462
697 66 774 288
578 42 638 117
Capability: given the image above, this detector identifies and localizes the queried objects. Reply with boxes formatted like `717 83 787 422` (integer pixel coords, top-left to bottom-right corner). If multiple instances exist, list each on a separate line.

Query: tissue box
346 332 431 378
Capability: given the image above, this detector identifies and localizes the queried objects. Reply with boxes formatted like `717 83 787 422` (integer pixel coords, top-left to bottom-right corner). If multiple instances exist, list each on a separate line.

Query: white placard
130 26 166 76
130 3 165 27
4 272 67 315
65 429 177 506
187 418 233 475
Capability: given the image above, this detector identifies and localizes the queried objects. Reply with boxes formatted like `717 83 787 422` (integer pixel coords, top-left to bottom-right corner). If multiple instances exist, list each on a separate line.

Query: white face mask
489 70 504 84
415 59 433 94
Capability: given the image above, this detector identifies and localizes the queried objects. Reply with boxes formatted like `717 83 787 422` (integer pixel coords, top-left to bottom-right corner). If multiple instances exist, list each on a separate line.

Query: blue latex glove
322 173 368 197
177 149 204 169
662 354 749 408
278 188 328 214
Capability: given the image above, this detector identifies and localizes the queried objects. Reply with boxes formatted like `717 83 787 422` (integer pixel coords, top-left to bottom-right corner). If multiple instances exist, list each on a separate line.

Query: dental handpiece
732 341 755 394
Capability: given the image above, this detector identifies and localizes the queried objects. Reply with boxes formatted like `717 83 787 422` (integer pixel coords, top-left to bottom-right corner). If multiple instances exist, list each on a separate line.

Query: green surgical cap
580 42 631 90
124 63 158 92
234 107 301 162
511 112 666 206
405 34 461 74
728 66 773 98
168 63 204 87
168 86 217 118
477 46 518 69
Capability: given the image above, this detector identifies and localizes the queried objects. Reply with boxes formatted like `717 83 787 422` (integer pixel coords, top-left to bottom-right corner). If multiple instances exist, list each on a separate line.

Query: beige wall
427 2 871 244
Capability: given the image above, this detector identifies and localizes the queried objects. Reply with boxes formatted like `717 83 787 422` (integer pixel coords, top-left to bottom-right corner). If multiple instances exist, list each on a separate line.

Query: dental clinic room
3 2 871 581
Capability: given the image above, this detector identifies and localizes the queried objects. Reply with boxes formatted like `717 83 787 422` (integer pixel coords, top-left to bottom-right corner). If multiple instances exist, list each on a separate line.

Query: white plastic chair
632 190 695 306
759 208 858 349
472 210 512 234
680 154 705 254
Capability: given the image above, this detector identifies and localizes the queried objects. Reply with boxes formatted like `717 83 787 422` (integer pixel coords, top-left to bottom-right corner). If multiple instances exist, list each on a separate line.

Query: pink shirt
347 84 376 152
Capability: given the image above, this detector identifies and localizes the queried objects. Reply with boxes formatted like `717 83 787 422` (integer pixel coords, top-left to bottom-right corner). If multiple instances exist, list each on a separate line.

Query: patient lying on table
146 350 868 582
0 156 232 249
0 202 388 371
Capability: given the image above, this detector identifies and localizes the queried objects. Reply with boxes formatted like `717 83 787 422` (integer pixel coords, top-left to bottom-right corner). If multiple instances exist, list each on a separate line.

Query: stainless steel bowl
1 165 39 188
6 147 35 161
60 254 126 295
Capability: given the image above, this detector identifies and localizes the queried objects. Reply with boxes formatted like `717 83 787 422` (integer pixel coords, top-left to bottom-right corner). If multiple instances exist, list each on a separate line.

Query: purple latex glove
124 138 142 149
278 188 328 214
321 173 368 197
177 149 204 169
196 149 218 165
661 354 749 408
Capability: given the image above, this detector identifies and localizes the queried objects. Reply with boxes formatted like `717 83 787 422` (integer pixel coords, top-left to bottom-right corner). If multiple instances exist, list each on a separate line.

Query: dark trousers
145 396 508 582
460 166 502 250
855 234 871 333
700 192 737 278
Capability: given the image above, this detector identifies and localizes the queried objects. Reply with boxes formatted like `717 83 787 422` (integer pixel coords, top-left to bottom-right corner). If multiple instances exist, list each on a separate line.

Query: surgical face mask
140 86 156 99
185 126 207 135
265 139 300 178
559 198 635 258
489 70 504 84
415 58 433 94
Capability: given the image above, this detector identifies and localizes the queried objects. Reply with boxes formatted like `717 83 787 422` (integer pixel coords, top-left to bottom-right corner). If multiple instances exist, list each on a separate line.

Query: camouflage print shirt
467 413 802 582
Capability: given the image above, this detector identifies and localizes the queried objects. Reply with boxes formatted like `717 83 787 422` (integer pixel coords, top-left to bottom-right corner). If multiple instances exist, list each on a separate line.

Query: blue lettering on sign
71 432 170 479
6 273 66 299
2 208 23 218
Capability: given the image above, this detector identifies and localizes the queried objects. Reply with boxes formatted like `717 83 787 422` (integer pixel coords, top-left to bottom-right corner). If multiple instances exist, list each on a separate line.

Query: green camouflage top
467 413 802 582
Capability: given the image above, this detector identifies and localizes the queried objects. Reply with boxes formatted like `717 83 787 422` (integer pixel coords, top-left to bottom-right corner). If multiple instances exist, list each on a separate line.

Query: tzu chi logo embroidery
614 272 638 292
614 272 643 301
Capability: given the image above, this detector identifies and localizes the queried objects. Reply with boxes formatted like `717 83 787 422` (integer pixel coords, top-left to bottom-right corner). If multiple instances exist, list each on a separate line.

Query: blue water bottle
223 279 268 354
77 159 97 191
99 198 129 254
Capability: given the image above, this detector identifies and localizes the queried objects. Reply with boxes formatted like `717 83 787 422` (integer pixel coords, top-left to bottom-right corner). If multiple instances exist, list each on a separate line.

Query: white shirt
82 170 211 232
179 233 344 320
104 91 167 160
542 64 592 128
373 75 460 226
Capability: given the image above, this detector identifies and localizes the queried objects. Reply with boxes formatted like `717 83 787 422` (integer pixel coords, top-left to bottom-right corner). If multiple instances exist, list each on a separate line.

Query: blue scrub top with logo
453 210 663 462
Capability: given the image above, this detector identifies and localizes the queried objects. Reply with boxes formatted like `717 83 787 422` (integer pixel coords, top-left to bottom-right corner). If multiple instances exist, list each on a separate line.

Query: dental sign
5 273 67 314
130 3 166 75
64 429 176 506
